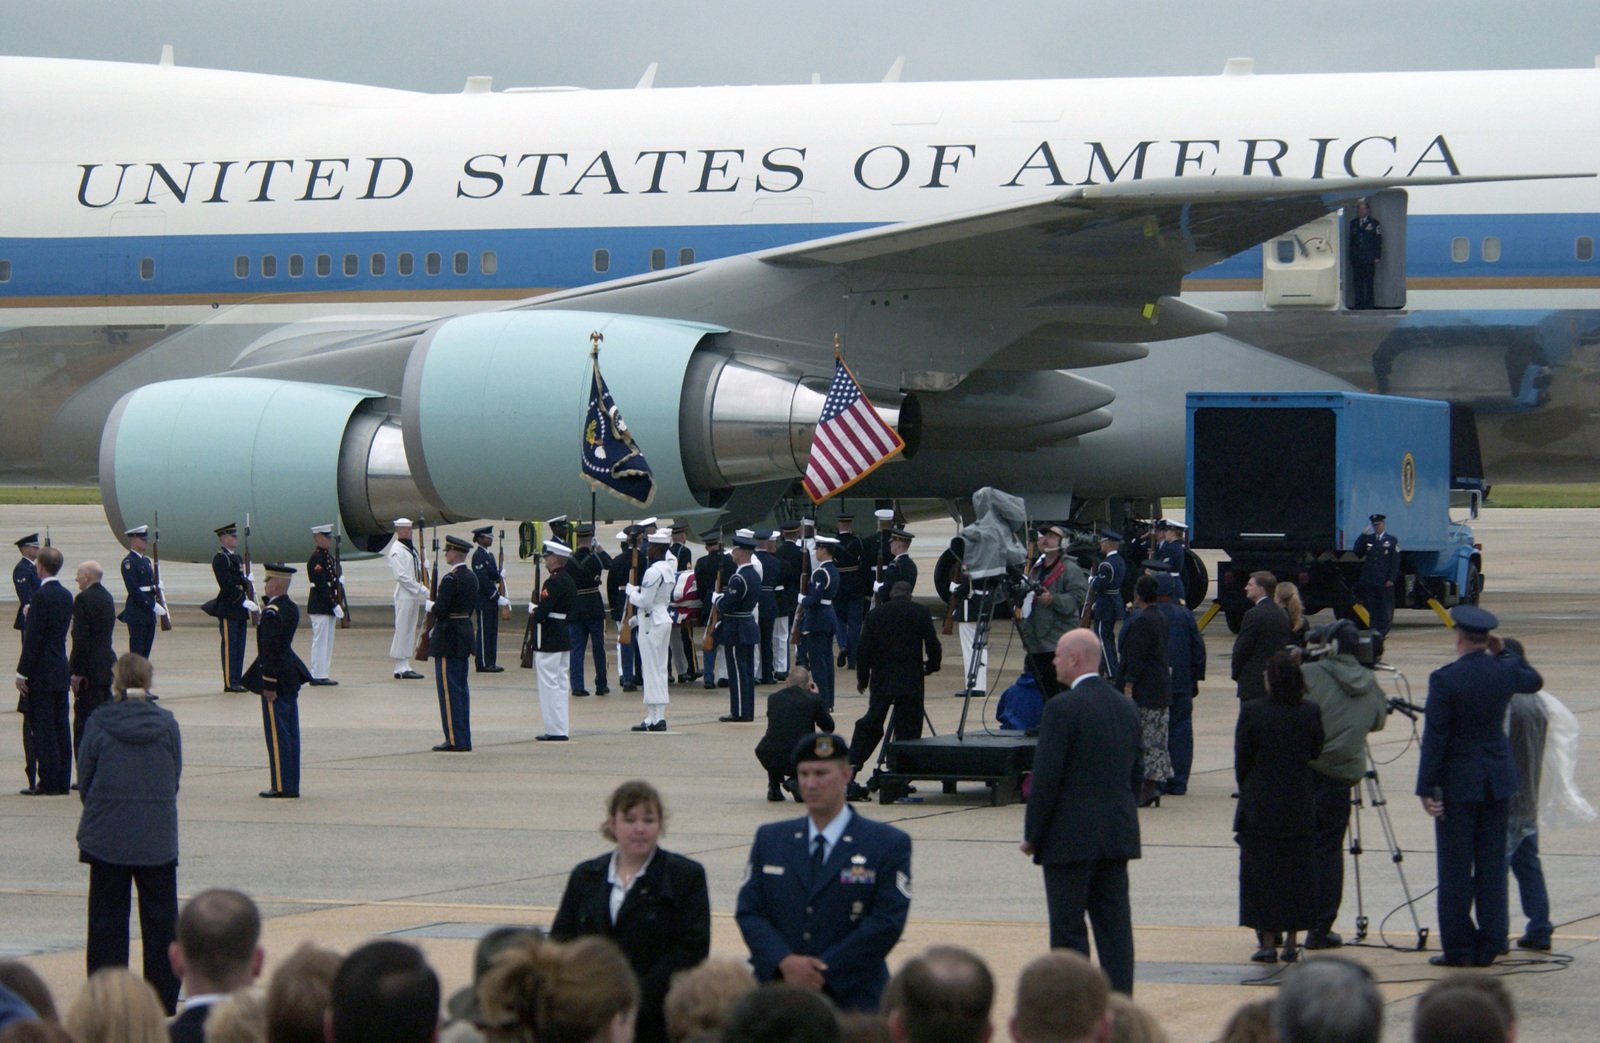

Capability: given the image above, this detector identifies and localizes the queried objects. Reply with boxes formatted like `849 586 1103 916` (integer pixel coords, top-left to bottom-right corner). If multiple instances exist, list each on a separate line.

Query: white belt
548 612 567 619
818 599 833 605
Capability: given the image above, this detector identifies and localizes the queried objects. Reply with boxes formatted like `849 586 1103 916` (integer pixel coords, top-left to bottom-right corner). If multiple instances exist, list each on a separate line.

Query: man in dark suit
737 732 912 1011
756 665 835 801
1021 629 1143 995
1232 571 1290 703
846 581 940 801
1416 605 1543 967
243 565 313 797
167 888 263 1043
69 560 118 772
15 545 73 795
12 533 42 792
428 536 478 752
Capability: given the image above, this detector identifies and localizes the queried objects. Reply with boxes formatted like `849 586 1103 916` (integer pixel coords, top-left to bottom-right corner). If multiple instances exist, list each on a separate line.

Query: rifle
414 519 440 661
496 528 512 621
619 533 639 647
242 514 260 625
152 512 172 632
44 526 51 548
874 511 892 600
943 577 959 636
520 522 544 669
701 562 723 652
333 530 352 628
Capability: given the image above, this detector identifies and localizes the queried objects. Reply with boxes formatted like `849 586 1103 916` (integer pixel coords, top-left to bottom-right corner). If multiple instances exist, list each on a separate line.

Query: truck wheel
1464 563 1482 605
1183 551 1210 609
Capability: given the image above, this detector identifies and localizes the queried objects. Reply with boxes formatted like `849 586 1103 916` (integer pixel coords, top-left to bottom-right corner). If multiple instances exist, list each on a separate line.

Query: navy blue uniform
696 549 733 686
755 549 780 683
210 547 250 688
469 544 503 669
717 563 761 720
17 577 72 793
1354 529 1401 638
1348 213 1383 308
876 554 917 605
834 531 866 667
1089 552 1127 676
431 563 477 749
13 556 39 631
568 544 610 694
801 560 841 709
736 807 912 1011
244 595 312 795
1157 602 1205 796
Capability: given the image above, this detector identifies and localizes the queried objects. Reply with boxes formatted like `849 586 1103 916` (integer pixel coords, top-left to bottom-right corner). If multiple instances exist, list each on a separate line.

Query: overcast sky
8 1 1599 91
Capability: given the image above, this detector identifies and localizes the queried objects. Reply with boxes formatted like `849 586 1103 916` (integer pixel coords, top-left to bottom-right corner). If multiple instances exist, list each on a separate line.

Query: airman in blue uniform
716 531 761 722
801 537 841 711
1354 513 1400 646
1089 529 1128 677
13 533 41 633
1348 200 1383 309
118 526 163 659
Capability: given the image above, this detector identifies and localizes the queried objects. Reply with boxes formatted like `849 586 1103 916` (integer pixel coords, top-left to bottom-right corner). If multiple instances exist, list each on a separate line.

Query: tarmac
2 504 1597 1041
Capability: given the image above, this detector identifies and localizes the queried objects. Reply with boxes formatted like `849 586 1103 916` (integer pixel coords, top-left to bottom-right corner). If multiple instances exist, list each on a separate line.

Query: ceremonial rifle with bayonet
242 514 260 626
497 528 512 622
153 512 172 632
333 528 352 629
414 517 439 661
519 520 544 670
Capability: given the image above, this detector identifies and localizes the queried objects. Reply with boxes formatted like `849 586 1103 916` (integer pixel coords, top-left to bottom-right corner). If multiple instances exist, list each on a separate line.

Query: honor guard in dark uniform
608 527 645 692
875 529 917 605
1348 199 1383 309
774 522 805 680
695 532 732 688
832 514 866 669
241 564 312 797
716 531 761 722
735 732 913 1011
469 526 509 673
429 535 478 752
117 526 163 660
567 523 611 697
1354 513 1400 651
935 537 997 697
754 530 781 685
209 523 255 693
668 523 697 682
305 525 341 686
1158 522 1187 599
12 533 43 792
531 540 578 740
1089 529 1128 678
799 537 841 711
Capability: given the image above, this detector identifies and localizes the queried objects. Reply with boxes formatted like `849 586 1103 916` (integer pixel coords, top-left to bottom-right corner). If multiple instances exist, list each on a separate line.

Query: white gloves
625 584 640 598
153 603 168 619
332 605 345 620
873 581 884 593
246 571 257 585
424 600 435 613
497 596 511 609
527 602 537 614
242 599 259 614
949 582 961 594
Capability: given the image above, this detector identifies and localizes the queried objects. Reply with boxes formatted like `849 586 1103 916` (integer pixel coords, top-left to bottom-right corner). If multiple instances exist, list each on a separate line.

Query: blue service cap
1450 605 1498 634
1098 528 1123 542
753 528 776 541
445 534 473 553
14 533 40 548
732 533 757 549
1369 513 1387 523
792 731 850 764
471 525 493 539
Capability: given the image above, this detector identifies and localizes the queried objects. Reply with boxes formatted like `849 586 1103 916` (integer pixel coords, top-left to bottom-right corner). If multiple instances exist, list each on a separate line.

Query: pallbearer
305 525 341 686
530 540 577 741
470 525 509 673
801 536 841 711
243 564 311 798
118 526 164 659
627 528 676 731
428 535 477 752
209 523 254 693
567 523 610 697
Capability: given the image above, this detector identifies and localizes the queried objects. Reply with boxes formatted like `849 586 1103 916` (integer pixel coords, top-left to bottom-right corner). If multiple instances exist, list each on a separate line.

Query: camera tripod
1347 741 1430 950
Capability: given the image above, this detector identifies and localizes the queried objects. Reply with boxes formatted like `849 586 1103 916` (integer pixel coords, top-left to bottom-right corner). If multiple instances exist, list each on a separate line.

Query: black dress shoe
1428 954 1472 967
536 734 569 742
1303 930 1343 950
631 722 651 732
1281 944 1300 963
717 679 730 688
432 743 458 752
572 689 591 698
837 650 848 668
225 684 248 693
259 790 300 799
846 781 872 803
18 787 37 796
621 684 638 693
1516 936 1552 951
648 720 667 732
1250 946 1278 963
775 672 787 681
479 665 505 673
767 787 785 802
396 670 425 680
312 678 339 686
703 682 717 690
594 686 610 695
784 778 802 802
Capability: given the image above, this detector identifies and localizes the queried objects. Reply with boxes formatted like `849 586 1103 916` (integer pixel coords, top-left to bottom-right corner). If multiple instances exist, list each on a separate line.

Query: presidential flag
581 350 656 508
802 357 905 503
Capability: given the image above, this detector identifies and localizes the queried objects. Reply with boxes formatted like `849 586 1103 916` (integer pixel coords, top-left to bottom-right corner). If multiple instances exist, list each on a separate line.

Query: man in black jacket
847 582 940 800
755 665 835 801
167 889 264 1042
1232 571 1290 703
69 560 118 773
16 545 73 795
428 536 477 753
244 564 313 796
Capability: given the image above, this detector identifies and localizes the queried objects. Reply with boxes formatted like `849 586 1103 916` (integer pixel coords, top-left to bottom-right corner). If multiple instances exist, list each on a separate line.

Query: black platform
877 732 1036 806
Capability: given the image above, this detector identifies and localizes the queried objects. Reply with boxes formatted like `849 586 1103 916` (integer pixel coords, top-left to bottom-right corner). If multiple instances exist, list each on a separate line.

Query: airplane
1 52 1597 565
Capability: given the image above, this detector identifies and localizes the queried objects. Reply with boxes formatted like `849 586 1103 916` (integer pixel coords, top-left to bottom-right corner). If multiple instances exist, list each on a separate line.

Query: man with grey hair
69 559 118 773
1271 955 1382 1043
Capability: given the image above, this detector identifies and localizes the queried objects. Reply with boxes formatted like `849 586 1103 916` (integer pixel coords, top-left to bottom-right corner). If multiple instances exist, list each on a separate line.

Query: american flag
802 357 905 503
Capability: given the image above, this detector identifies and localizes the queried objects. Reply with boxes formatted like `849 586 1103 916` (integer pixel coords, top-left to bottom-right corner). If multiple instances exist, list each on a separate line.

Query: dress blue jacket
1416 649 1542 802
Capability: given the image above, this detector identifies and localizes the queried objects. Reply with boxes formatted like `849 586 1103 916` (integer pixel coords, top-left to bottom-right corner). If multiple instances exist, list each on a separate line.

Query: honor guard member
754 530 782 685
242 564 312 797
609 527 646 692
1354 513 1400 653
12 533 43 792
305 525 341 686
716 531 761 722
799 536 841 711
875 529 917 605
1348 199 1383 309
470 525 510 673
667 523 697 682
530 540 577 740
1089 529 1128 678
832 514 866 669
1139 557 1181 603
1158 522 1187 599
384 518 428 679
428 535 477 752
627 529 677 731
774 522 805 680
210 523 255 693
567 523 611 697
695 531 732 688
937 538 990 697
117 527 164 660
735 732 912 1011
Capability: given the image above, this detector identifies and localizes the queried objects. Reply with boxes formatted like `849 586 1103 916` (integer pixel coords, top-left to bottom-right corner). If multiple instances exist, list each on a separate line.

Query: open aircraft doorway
1342 188 1408 310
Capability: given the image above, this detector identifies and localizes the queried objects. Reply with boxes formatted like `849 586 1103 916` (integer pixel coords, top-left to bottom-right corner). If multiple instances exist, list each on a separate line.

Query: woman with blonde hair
65 967 168 1043
479 935 640 1043
1274 582 1309 649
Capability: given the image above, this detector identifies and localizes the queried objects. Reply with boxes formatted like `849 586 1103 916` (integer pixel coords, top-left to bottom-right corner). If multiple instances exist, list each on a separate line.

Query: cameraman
1018 525 1087 702
1300 620 1388 949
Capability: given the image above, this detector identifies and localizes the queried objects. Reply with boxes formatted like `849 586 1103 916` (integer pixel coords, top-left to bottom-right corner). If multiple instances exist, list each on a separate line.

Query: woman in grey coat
76 652 182 1013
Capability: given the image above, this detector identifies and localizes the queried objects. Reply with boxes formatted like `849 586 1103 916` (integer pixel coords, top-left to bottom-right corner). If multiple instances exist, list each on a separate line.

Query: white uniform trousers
638 617 672 710
669 624 691 678
959 620 989 693
390 596 425 671
773 614 793 675
536 651 570 736
309 613 334 680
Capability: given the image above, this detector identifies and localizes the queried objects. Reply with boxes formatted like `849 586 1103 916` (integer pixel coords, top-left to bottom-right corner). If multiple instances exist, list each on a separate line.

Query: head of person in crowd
839 1012 893 1043
327 940 439 1043
443 927 543 1035
599 779 666 861
721 982 841 1043
1270 956 1381 1043
663 957 758 1043
75 560 103 593
0 1021 78 1043
881 945 994 1043
64 967 169 1043
784 664 816 695
1217 999 1273 1043
1412 985 1508 1043
35 546 62 580
203 988 265 1043
1414 973 1515 1043
1244 570 1275 603
479 935 639 1043
1264 649 1306 706
0 962 56 1024
1052 629 1102 689
1450 604 1497 654
112 653 154 699
1274 581 1303 632
14 535 40 563
1105 995 1166 1043
169 889 263 999
888 581 913 602
1008 951 1110 1043
792 734 854 825
1501 636 1529 662
1132 575 1159 611
264 942 342 1043
1037 525 1064 557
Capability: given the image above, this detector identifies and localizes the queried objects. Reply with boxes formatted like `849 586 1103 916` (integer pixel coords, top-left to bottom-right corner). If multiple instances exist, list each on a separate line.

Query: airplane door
1262 214 1340 308
1342 189 1407 310
106 212 167 327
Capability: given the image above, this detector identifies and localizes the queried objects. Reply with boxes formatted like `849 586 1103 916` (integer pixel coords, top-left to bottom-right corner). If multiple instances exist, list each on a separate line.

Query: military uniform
1089 532 1128 677
532 543 578 739
627 534 677 730
117 528 162 660
716 536 761 721
755 537 781 684
833 520 866 668
695 537 732 687
668 527 697 681
608 535 644 690
566 528 612 696
242 566 313 797
470 528 507 672
11 535 41 791
800 549 841 710
305 527 341 684
384 522 428 678
430 539 478 751
1354 516 1400 642
875 529 917 605
1348 207 1383 309
208 525 252 691
774 526 805 679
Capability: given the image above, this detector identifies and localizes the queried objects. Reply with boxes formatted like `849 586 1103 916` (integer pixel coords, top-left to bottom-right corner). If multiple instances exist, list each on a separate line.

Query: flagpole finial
590 330 604 359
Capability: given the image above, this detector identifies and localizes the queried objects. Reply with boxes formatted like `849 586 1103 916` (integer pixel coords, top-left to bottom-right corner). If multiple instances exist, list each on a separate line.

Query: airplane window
234 256 249 279
650 248 666 271
398 252 414 276
343 253 358 277
261 255 277 279
139 257 156 281
288 255 304 278
1450 237 1470 263
316 254 331 277
1482 236 1501 262
480 251 497 276
0 260 10 283
1275 240 1296 264
678 248 695 266
593 249 610 273
452 251 468 275
1578 236 1594 262
370 253 386 276
425 252 441 276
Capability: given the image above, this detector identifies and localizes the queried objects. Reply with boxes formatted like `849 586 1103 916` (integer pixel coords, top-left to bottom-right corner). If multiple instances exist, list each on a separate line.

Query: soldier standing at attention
470 525 510 673
876 529 917 605
774 521 805 682
531 540 578 741
1348 199 1383 309
118 526 165 660
245 564 312 797
384 518 428 680
428 535 477 752
754 530 782 685
799 536 841 712
567 523 611 698
667 523 697 683
695 531 731 689
833 514 865 669
716 531 762 722
305 525 341 686
1353 513 1400 656
12 533 42 792
626 529 677 732
1089 529 1128 678
210 523 255 693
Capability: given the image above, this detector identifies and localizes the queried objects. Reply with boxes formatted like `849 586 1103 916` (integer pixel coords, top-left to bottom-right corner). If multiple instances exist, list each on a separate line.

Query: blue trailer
1186 391 1483 632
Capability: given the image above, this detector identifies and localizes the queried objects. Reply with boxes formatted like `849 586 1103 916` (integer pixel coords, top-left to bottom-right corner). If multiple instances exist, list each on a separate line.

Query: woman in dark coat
75 653 183 1013
1234 649 1325 963
1115 575 1172 807
551 779 711 1043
